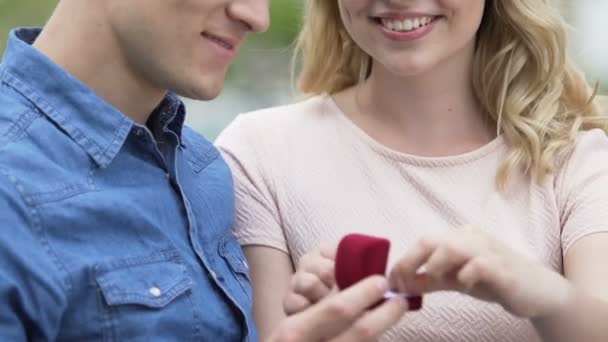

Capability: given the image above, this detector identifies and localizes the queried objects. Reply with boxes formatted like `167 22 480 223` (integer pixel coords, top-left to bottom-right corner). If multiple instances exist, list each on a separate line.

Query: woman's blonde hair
292 0 607 187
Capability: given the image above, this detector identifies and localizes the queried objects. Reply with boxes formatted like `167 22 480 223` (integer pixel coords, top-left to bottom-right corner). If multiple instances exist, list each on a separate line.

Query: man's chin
174 81 224 101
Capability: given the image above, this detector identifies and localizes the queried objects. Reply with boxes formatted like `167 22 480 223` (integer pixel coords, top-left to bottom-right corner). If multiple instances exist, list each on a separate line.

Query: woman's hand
388 226 573 319
283 245 337 316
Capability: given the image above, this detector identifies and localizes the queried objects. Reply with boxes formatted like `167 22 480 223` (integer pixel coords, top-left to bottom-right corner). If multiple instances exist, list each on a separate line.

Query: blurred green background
0 0 56 53
0 0 605 138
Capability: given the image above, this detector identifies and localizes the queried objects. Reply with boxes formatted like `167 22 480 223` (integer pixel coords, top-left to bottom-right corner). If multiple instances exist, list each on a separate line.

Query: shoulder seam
0 167 74 295
0 108 40 150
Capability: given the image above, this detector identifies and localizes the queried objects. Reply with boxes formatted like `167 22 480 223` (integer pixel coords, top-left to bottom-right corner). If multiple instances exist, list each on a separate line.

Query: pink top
216 95 608 342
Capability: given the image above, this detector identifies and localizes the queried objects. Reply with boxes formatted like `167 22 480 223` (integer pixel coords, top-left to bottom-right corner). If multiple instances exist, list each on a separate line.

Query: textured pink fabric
216 95 608 342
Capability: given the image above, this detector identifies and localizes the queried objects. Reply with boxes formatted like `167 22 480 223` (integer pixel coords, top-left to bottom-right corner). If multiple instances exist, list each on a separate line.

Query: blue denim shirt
0 28 257 341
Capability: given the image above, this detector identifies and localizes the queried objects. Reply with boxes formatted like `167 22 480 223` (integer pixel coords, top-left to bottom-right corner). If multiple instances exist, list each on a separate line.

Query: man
0 1 407 340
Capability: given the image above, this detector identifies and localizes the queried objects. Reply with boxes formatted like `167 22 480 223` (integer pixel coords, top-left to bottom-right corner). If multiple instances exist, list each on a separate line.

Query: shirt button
149 287 162 297
209 270 217 279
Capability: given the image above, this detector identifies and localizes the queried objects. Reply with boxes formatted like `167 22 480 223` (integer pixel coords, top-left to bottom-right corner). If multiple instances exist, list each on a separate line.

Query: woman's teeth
381 16 434 32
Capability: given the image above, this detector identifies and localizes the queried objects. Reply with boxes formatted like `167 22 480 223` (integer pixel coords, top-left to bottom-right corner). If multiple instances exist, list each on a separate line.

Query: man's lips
201 32 239 51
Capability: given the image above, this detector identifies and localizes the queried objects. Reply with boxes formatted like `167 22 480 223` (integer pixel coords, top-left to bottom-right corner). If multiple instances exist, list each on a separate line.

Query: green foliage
0 0 58 53
256 0 302 47
225 0 302 78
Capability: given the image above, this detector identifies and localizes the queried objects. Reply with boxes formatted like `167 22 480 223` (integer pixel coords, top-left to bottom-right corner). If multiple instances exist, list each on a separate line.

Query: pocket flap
219 234 250 277
95 250 193 308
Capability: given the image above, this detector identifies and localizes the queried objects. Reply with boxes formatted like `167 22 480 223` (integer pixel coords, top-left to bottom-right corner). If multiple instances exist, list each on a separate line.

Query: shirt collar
148 93 186 147
0 27 187 167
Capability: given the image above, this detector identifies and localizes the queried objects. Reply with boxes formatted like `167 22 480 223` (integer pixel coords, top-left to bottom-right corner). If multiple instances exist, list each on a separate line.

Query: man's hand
284 245 337 316
269 276 408 342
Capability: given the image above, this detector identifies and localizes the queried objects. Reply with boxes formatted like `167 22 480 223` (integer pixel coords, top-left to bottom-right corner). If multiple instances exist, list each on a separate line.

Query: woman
216 0 608 340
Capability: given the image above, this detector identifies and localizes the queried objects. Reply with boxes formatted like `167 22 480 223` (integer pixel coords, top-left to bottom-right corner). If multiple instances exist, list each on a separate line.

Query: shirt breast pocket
94 250 197 341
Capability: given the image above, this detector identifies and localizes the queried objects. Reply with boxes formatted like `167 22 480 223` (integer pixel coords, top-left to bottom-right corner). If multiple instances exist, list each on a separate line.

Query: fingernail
415 265 428 275
407 295 423 311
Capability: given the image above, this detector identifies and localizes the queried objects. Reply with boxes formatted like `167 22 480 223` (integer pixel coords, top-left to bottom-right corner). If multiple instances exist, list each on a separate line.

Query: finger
291 271 333 303
286 276 389 341
319 242 338 260
298 254 336 288
284 293 312 316
457 257 492 292
422 242 472 291
333 297 408 342
388 237 439 292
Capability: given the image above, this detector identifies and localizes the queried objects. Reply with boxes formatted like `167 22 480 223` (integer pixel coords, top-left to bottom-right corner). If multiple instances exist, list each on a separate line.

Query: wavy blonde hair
292 0 607 187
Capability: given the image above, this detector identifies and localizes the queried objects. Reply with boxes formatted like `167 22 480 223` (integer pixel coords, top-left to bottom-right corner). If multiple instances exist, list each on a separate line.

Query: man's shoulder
181 125 218 156
0 147 91 209
0 88 92 202
0 163 30 222
0 76 42 136
181 125 231 171
0 78 39 124
0 82 41 157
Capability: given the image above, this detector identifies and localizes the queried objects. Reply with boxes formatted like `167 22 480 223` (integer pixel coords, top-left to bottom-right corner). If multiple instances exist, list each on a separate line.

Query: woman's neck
334 45 495 157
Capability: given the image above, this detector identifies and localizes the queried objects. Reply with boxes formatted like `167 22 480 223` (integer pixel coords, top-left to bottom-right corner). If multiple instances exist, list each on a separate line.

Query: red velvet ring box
335 233 422 311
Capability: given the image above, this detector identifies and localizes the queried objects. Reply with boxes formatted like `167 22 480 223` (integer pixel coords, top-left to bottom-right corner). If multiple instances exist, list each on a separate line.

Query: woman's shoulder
240 94 334 126
563 128 608 161
554 128 608 184
215 94 337 146
576 127 608 145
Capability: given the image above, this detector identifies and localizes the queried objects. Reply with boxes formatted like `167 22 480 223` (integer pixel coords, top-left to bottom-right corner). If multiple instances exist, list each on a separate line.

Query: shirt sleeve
556 129 608 256
0 170 68 340
215 115 289 253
